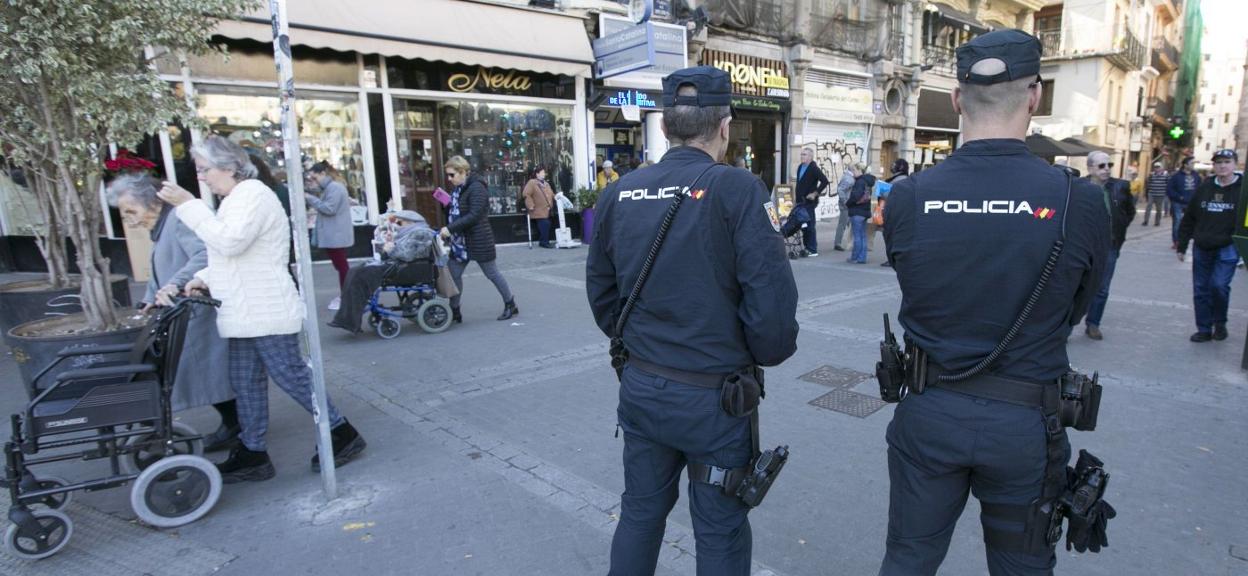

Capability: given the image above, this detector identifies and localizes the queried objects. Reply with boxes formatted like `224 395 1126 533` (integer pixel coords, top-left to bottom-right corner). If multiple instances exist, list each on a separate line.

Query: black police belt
626 357 787 508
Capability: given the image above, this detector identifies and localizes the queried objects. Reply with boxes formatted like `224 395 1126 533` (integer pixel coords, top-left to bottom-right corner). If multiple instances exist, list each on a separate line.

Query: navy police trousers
609 365 754 576
880 387 1070 576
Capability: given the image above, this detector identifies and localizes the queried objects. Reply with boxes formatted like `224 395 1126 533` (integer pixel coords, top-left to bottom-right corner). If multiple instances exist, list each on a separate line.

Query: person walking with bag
305 161 355 311
439 155 518 323
846 162 874 264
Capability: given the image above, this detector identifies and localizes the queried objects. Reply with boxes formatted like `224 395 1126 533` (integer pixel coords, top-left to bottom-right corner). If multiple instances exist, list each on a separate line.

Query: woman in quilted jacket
157 136 365 484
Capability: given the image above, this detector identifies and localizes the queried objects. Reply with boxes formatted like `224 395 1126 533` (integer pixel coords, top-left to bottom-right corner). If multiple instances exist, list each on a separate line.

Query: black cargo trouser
879 387 1070 576
609 364 754 576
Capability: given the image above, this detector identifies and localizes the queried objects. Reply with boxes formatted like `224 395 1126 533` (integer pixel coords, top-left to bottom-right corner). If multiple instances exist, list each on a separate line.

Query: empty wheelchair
365 258 453 339
2 297 224 560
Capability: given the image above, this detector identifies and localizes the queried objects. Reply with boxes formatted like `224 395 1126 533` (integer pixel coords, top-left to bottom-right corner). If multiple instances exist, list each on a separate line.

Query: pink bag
432 187 451 207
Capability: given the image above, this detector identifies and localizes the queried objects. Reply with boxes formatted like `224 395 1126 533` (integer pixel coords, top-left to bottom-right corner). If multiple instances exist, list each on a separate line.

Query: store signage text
805 83 875 123
732 96 785 112
448 67 533 94
701 50 791 100
607 89 659 109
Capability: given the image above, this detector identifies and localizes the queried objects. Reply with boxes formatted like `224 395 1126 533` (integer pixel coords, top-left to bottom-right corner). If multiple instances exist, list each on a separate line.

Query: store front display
702 49 791 190
802 69 875 219
916 87 960 168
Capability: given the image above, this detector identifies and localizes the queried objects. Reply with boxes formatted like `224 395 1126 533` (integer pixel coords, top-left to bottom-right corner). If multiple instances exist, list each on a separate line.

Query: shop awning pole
268 0 338 500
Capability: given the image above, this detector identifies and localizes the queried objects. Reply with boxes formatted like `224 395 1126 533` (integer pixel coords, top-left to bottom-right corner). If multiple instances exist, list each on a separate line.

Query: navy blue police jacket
883 139 1110 382
586 146 800 374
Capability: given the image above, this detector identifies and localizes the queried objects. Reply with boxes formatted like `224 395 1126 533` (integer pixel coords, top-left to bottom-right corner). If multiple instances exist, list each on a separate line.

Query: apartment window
1208 118 1214 129
1226 113 1231 123
1221 139 1227 148
1230 85 1235 96
1212 93 1217 105
1204 54 1211 62
1200 104 1206 113
1206 142 1212 151
1037 80 1055 115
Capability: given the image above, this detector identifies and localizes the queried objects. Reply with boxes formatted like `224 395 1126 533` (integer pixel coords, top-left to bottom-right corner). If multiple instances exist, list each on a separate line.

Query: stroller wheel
29 476 72 511
3 509 72 560
130 455 222 529
121 421 204 475
376 317 401 339
417 299 452 334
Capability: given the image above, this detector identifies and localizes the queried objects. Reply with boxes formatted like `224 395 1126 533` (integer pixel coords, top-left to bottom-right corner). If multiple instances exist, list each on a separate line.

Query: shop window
392 98 573 220
1037 80 1055 116
196 85 370 223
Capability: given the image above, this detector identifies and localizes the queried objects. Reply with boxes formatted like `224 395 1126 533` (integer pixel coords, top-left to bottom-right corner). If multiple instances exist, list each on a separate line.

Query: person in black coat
793 147 830 255
438 155 518 322
1081 150 1135 340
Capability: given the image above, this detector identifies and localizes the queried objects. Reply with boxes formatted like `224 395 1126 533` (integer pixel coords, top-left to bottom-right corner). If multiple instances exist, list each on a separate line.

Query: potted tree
576 186 599 244
0 0 254 389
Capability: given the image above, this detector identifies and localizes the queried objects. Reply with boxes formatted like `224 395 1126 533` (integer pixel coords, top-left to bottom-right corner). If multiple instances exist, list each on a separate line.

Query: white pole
268 0 337 499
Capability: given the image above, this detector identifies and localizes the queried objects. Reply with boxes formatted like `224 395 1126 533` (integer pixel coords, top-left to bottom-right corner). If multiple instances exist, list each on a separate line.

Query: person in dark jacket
1082 151 1136 340
306 161 356 311
793 147 830 255
1177 149 1242 342
439 155 517 322
846 163 874 264
1167 156 1201 247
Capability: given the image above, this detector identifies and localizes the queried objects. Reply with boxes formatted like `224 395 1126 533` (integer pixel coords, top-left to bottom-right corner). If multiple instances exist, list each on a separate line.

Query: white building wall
1194 49 1247 161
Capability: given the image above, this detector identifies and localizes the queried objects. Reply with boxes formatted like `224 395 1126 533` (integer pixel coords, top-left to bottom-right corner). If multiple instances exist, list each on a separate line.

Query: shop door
394 99 444 226
401 132 443 227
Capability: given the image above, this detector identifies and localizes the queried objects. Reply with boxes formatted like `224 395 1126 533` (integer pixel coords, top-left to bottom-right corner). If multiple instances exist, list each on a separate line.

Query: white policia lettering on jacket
923 200 1038 215
617 186 690 202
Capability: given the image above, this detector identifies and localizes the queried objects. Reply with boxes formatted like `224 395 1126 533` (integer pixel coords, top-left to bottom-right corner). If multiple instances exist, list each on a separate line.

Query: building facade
1194 40 1246 162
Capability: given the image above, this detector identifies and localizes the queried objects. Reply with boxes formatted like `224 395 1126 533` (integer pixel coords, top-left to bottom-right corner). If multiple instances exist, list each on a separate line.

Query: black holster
1058 371 1102 431
609 336 628 382
721 366 764 417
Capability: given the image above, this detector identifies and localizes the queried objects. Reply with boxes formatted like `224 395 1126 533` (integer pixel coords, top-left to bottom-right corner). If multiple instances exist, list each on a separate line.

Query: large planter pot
0 275 133 338
7 312 147 398
581 208 595 245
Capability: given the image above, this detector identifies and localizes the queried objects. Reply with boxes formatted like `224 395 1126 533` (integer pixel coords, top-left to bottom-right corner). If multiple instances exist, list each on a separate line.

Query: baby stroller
365 257 453 339
2 297 224 560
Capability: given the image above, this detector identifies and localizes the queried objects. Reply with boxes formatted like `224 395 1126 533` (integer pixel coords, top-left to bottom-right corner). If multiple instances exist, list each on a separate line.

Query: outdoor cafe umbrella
1025 133 1085 159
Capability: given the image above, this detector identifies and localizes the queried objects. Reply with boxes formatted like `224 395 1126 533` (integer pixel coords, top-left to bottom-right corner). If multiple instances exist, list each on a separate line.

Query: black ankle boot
497 299 518 321
452 306 463 324
217 445 276 484
311 420 367 472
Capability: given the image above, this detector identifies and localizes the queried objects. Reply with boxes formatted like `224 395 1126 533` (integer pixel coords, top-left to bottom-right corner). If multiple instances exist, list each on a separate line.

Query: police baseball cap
956 29 1043 85
1213 148 1239 161
662 66 734 108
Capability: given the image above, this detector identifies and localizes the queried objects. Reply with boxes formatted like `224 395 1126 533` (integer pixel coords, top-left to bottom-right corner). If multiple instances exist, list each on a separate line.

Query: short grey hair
958 59 1037 122
105 173 162 212
192 136 259 181
662 85 732 146
1086 151 1110 168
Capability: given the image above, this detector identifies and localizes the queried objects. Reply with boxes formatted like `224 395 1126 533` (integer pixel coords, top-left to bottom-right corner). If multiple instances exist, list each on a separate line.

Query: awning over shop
1061 137 1114 155
928 3 990 34
1026 133 1085 159
217 0 594 77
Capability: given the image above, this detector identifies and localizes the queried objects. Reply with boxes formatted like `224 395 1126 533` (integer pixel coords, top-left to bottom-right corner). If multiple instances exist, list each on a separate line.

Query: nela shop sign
701 49 791 99
448 67 533 93
387 59 573 98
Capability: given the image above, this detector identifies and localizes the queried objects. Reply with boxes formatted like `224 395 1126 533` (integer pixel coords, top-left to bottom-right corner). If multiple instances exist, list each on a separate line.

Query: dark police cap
662 66 733 107
955 29 1042 85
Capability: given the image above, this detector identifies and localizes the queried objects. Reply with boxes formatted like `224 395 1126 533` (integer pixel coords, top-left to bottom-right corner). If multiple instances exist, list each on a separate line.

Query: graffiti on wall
805 133 866 220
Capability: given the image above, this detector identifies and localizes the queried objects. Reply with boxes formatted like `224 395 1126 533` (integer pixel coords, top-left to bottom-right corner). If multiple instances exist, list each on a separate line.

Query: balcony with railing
922 45 958 77
702 0 799 42
1152 35 1180 71
1038 24 1145 71
810 15 897 60
1148 96 1174 124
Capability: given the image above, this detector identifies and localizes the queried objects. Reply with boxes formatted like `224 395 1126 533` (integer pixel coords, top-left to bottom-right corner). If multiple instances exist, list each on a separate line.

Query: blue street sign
593 22 656 79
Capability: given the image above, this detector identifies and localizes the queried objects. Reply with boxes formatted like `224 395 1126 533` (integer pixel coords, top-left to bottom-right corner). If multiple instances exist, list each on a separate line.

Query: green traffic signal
1169 125 1186 140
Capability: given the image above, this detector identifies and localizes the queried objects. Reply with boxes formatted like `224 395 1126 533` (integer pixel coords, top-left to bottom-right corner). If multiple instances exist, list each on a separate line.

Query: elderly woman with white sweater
156 136 365 484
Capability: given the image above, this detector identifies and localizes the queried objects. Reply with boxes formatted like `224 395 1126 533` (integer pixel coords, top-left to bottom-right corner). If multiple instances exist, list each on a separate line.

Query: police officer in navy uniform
880 30 1110 575
586 66 799 576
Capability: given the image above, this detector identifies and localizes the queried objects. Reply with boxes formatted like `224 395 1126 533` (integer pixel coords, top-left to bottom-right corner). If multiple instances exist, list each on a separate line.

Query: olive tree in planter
0 0 254 333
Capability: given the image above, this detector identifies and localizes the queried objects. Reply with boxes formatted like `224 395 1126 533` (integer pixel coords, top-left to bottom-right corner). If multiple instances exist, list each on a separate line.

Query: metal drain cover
809 389 889 418
799 365 872 389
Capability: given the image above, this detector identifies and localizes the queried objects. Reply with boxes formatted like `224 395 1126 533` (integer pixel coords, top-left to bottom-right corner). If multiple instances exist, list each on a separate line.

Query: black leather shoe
833 246 845 251
203 424 241 452
311 420 367 472
1213 323 1228 341
1190 331 1213 343
452 307 463 324
497 299 518 321
217 446 276 483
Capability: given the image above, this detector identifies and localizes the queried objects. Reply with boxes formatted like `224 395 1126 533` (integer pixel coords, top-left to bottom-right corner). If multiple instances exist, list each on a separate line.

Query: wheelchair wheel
29 476 72 511
121 421 204 475
376 317 401 339
3 509 72 560
416 299 452 334
130 454 222 529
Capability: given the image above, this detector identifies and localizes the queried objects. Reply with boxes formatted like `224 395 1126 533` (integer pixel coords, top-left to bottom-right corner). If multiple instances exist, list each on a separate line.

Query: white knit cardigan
177 180 305 338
